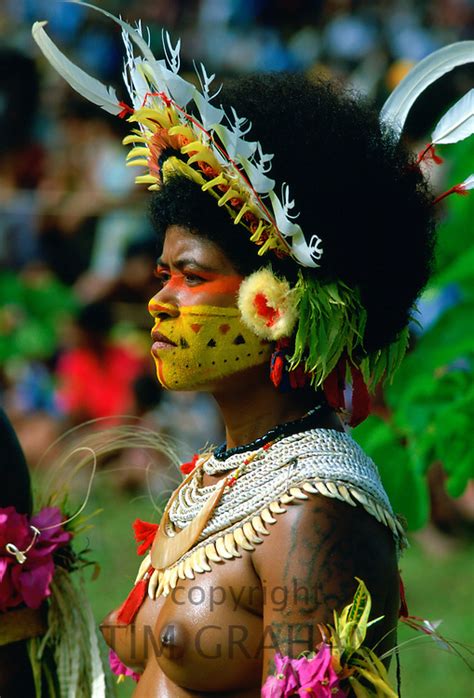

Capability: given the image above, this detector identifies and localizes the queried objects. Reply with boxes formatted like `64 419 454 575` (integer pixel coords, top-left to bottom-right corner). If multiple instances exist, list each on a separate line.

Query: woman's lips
151 330 177 353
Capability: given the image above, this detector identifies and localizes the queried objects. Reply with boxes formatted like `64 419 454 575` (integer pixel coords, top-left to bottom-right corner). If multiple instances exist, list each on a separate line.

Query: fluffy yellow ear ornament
237 268 298 341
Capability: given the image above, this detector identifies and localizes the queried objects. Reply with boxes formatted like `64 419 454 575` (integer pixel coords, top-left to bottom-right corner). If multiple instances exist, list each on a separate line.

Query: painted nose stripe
148 300 178 315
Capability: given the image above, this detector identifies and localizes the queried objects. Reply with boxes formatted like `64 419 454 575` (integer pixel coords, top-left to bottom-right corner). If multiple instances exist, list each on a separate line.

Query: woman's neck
211 366 325 450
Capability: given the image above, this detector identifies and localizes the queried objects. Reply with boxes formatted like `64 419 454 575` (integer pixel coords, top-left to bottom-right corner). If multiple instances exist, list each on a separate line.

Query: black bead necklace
213 398 328 461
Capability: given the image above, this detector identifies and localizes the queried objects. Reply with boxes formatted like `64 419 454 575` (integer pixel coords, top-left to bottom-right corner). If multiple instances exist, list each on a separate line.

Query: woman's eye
154 269 170 285
184 273 204 285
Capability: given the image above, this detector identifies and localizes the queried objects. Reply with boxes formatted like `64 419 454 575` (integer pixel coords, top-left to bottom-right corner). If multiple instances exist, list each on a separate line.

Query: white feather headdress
32 4 474 269
32 2 322 268
380 41 474 201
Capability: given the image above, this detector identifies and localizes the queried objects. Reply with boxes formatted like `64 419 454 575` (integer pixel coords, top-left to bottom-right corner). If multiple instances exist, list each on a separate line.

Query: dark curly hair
150 74 436 354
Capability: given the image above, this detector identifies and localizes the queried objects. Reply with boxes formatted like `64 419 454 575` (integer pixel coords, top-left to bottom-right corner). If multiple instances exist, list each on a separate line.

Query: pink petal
0 559 22 612
0 507 30 550
15 561 54 609
261 675 288 698
267 654 300 694
108 650 140 682
297 645 333 684
31 507 72 554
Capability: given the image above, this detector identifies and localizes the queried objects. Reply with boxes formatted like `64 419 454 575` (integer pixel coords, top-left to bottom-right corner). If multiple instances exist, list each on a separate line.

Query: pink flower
109 649 140 682
295 645 347 698
261 654 299 697
0 506 71 612
31 507 72 554
262 648 347 698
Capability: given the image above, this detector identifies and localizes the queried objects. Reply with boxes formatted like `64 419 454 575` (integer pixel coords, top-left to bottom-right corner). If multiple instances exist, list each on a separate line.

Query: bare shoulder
252 494 399 666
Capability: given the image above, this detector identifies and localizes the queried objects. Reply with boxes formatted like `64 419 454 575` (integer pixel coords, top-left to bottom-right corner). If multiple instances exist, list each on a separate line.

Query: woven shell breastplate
137 428 406 600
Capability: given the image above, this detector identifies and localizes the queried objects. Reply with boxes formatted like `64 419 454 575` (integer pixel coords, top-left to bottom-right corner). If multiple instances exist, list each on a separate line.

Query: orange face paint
154 267 243 298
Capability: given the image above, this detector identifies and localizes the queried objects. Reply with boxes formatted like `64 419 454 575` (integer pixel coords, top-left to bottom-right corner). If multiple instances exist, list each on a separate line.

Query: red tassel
417 143 444 165
398 572 409 618
349 366 371 427
323 358 346 411
288 364 309 389
270 355 285 387
133 519 159 555
117 575 150 625
180 453 199 475
118 101 134 118
433 182 470 205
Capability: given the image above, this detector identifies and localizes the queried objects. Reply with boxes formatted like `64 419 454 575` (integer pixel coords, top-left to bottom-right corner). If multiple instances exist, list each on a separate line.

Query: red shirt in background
56 345 144 421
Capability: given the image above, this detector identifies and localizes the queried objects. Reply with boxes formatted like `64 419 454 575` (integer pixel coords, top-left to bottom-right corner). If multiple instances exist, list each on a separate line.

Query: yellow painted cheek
152 306 272 390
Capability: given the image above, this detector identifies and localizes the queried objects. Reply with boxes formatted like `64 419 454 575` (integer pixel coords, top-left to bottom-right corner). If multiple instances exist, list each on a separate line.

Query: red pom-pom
180 453 199 474
133 519 159 555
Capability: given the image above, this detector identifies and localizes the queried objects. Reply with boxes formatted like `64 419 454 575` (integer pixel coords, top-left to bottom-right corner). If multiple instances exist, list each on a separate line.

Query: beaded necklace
212 399 328 463
141 426 405 600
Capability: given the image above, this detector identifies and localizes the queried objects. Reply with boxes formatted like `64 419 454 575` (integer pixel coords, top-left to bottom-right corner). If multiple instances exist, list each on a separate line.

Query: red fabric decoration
349 366 371 427
133 519 159 556
270 355 285 387
180 453 199 474
253 293 280 327
398 572 409 619
417 143 444 165
117 576 150 625
270 339 290 387
323 359 346 412
288 364 309 389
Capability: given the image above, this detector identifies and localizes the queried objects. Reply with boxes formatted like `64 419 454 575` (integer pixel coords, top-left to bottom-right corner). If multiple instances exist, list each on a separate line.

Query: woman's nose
148 296 180 320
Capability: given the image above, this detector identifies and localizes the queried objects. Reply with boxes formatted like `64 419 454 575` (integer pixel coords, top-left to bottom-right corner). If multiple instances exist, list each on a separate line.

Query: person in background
55 301 145 426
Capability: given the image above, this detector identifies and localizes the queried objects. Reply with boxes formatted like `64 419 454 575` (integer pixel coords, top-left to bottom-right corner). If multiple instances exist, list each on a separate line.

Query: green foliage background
353 139 474 530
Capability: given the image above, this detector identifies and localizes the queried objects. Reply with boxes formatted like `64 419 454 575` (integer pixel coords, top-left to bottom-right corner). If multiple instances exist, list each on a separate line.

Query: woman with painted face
32 10 473 696
99 76 428 697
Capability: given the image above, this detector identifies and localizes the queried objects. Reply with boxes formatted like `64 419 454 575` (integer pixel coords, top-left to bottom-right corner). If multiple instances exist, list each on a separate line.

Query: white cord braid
137 429 406 599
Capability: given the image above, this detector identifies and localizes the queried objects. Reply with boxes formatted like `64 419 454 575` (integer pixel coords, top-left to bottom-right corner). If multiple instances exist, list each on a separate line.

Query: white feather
266 189 319 267
380 41 474 138
68 1 156 63
432 89 474 145
32 21 121 115
193 91 225 131
239 156 275 194
121 31 149 108
195 63 221 100
268 188 301 237
461 174 474 190
163 31 181 73
159 65 197 108
292 231 322 267
213 123 257 160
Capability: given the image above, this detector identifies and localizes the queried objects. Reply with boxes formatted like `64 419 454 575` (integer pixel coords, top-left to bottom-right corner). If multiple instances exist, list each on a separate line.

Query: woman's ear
237 268 298 341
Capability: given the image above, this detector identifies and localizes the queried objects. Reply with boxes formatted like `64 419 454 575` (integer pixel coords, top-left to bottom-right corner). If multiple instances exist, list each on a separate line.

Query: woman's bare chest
101 554 265 694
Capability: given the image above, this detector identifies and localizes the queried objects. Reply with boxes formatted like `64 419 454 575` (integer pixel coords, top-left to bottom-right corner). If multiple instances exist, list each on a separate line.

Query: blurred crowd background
0 0 473 525
0 3 473 695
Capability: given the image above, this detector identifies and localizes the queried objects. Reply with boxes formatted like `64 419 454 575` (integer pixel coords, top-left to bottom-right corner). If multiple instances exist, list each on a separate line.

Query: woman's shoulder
266 427 406 550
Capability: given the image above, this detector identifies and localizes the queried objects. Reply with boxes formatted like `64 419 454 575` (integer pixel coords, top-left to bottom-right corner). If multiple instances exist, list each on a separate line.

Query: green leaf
353 416 429 530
